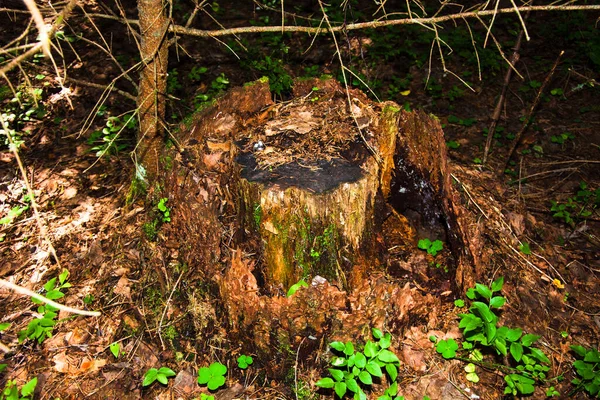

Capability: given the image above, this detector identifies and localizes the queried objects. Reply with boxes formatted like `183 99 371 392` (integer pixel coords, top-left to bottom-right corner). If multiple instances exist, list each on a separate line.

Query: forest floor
0 1 599 399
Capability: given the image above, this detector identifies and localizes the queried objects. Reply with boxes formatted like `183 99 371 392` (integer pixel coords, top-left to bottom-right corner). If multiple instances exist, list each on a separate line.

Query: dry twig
503 50 564 171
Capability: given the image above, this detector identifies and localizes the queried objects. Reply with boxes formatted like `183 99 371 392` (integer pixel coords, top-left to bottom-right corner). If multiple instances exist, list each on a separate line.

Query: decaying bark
157 78 484 364
136 0 169 182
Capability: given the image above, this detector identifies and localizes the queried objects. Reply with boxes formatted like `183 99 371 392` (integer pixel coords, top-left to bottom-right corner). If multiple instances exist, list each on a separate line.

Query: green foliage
417 239 443 256
447 115 476 127
18 270 71 344
446 85 465 102
550 181 599 227
436 277 553 396
377 382 405 400
570 345 600 398
253 204 262 227
550 132 574 145
142 367 176 387
110 342 121 359
519 242 531 255
193 73 230 110
198 362 227 391
0 194 31 226
87 111 136 157
1 377 37 400
436 339 458 359
188 66 208 82
0 86 46 151
237 355 253 369
167 69 183 94
315 328 401 399
250 57 293 96
446 140 460 149
546 386 560 397
142 220 159 241
83 294 94 305
287 279 308 297
157 198 171 223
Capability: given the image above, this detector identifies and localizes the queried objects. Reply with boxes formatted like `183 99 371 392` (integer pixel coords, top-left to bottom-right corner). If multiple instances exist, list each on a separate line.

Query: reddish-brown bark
136 0 169 182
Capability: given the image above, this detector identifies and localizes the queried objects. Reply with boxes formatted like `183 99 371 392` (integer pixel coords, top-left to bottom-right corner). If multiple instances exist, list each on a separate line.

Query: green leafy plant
188 66 208 82
287 279 308 297
0 203 29 225
570 345 600 398
110 342 121 359
167 68 183 94
1 377 37 400
87 112 136 157
83 294 94 305
546 386 560 397
447 114 476 127
435 277 552 396
446 140 460 149
193 73 230 109
315 328 401 399
0 323 8 374
417 239 443 256
211 74 229 91
18 270 71 344
237 355 253 369
157 198 171 223
551 132 574 145
142 367 176 387
0 86 46 151
519 242 531 255
377 382 405 400
250 57 293 96
198 362 227 391
551 181 599 227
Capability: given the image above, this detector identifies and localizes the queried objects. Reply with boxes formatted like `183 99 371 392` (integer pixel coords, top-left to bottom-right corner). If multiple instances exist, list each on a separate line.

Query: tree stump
161 77 478 295
233 79 406 291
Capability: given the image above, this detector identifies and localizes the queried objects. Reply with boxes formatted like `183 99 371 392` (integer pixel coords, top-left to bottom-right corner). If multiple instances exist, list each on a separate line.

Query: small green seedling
465 363 479 383
1 377 37 400
19 269 72 344
454 299 465 308
435 338 458 359
435 277 552 396
377 382 405 400
570 345 600 398
110 342 121 359
142 367 176 387
551 132 574 145
83 294 94 305
546 386 560 397
287 279 308 297
198 362 227 391
519 242 531 255
157 198 171 223
237 355 253 369
417 239 443 256
316 328 401 399
446 140 460 149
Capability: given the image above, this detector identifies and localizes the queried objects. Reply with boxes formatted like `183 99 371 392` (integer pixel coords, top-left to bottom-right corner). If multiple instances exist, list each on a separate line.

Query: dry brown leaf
113 275 131 299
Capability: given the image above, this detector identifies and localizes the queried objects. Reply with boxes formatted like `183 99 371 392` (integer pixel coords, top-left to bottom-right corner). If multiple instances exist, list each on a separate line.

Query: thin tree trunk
137 0 169 182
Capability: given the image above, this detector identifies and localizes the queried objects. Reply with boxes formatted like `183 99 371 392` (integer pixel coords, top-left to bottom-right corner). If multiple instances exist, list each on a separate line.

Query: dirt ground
1 1 599 399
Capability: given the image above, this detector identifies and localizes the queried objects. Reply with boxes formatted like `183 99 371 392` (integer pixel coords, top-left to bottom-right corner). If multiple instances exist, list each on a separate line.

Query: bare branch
0 0 78 76
0 279 101 317
87 4 600 38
